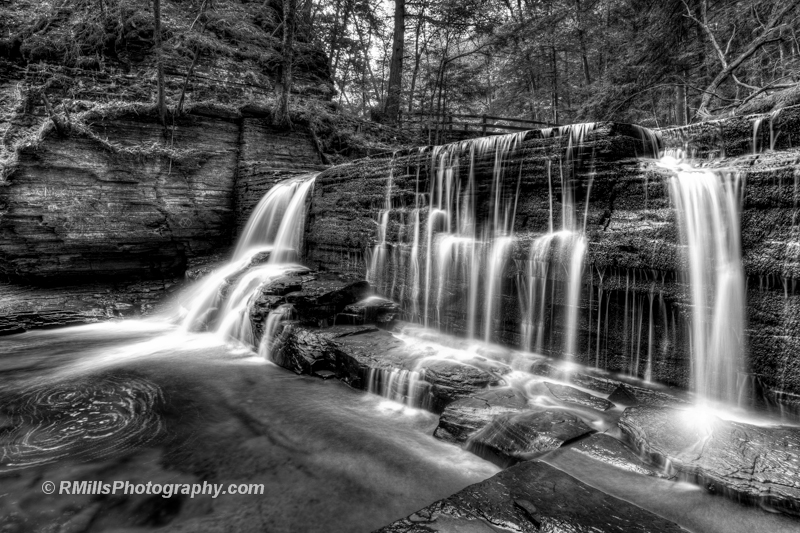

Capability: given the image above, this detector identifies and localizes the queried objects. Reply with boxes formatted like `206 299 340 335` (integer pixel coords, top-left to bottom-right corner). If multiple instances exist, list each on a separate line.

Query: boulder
285 277 372 325
467 409 594 466
269 323 340 375
572 433 668 478
619 405 800 516
374 460 684 533
336 296 401 328
434 388 530 444
544 382 615 411
268 324 503 411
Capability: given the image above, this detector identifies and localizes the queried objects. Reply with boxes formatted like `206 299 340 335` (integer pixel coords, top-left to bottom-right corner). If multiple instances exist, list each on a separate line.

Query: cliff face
304 107 800 408
0 107 330 282
1 112 239 280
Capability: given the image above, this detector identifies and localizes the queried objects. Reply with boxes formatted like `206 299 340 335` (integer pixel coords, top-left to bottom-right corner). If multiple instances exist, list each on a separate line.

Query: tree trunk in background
675 82 687 125
551 46 559 125
276 0 297 129
407 7 426 114
153 0 166 126
575 0 592 85
383 0 405 122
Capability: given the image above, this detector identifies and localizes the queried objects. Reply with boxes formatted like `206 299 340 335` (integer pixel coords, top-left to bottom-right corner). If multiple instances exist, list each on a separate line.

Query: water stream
0 124 795 532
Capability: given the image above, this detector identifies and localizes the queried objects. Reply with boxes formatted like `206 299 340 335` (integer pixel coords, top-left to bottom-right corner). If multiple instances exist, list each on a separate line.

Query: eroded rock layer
303 110 800 406
619 405 800 516
374 460 685 533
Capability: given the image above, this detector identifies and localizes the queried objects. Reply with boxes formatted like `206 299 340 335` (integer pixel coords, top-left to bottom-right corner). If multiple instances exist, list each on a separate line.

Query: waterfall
179 173 317 351
659 154 746 405
367 155 396 291
258 304 294 360
366 368 431 409
364 126 598 360
234 176 316 261
519 123 593 360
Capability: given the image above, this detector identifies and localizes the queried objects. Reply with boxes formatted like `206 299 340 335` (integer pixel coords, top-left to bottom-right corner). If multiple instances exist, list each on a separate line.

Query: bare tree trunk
153 0 166 126
575 0 592 85
407 7 426 114
551 46 559 125
684 0 799 118
383 0 405 122
675 78 687 125
276 0 297 129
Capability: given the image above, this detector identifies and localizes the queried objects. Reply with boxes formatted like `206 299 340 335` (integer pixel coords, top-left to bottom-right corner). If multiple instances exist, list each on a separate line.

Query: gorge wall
0 109 324 282
303 106 800 408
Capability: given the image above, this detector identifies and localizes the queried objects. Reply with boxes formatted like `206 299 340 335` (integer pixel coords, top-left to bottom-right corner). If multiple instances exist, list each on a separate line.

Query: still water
0 321 498 532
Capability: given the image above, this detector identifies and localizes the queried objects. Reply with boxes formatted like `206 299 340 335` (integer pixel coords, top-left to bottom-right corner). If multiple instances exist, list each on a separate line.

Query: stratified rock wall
234 117 326 235
0 109 325 282
304 109 800 407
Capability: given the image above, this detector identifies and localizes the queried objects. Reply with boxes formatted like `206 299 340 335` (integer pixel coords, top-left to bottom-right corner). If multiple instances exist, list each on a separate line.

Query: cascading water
179 173 317 352
659 153 746 405
366 127 599 360
367 154 396 292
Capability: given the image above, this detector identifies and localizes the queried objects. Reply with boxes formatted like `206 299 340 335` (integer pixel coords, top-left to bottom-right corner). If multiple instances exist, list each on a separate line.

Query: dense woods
314 0 800 126
0 0 798 132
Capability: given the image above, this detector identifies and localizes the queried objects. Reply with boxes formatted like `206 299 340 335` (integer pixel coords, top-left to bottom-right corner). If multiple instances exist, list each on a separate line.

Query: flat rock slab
619 406 800 516
373 460 684 533
270 325 502 411
607 384 688 408
336 296 401 327
531 362 686 408
573 433 668 478
544 382 615 411
434 388 530 444
285 277 372 323
530 361 623 394
249 272 366 338
468 409 594 466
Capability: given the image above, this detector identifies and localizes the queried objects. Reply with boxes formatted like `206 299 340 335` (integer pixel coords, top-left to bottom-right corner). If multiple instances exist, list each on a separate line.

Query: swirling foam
0 374 165 471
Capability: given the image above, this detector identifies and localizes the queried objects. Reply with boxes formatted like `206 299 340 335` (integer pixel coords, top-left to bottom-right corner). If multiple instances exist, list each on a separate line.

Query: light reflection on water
0 320 499 533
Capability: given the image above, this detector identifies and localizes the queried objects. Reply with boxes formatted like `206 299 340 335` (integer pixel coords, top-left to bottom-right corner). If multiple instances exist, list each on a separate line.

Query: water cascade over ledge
658 153 747 406
320 122 774 412
178 174 317 349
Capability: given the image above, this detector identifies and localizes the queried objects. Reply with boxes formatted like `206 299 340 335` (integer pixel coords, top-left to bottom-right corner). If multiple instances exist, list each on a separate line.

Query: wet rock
247 272 368 340
185 251 231 281
530 361 620 393
374 460 684 533
544 382 615 411
608 384 688 407
468 409 594 466
619 405 800 516
607 384 640 405
423 360 503 411
269 325 502 410
529 362 687 408
285 277 372 325
573 433 668 478
336 296 401 328
434 388 530 444
0 279 182 335
330 328 502 408
269 323 340 375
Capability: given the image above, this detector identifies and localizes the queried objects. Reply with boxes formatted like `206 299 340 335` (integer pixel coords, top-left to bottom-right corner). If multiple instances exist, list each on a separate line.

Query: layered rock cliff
303 107 800 408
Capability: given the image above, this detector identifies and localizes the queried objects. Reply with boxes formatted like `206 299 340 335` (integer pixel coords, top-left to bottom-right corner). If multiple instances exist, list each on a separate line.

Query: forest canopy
1 0 798 131
312 0 800 126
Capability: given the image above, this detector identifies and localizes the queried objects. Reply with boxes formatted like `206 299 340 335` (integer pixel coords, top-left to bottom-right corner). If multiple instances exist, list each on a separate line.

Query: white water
363 127 601 363
659 153 746 405
179 173 317 351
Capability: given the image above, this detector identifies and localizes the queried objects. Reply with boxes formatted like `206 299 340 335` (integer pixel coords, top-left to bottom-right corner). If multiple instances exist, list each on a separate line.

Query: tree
383 0 405 122
276 0 298 128
153 0 166 127
682 0 800 118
